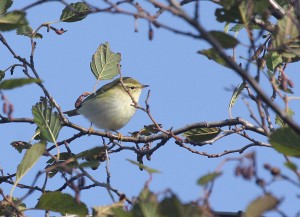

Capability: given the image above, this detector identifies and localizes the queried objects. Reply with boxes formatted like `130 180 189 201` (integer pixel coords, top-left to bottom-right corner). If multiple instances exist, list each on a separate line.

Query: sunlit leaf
60 2 90 22
90 42 121 81
16 25 43 39
209 31 239 49
93 202 124 217
32 98 62 143
0 197 26 216
229 82 245 118
273 8 300 61
0 11 28 31
0 78 40 89
265 52 282 71
230 24 244 32
269 127 300 157
275 108 294 127
35 192 88 217
197 172 222 186
127 159 161 174
0 0 13 15
183 127 221 143
245 194 279 217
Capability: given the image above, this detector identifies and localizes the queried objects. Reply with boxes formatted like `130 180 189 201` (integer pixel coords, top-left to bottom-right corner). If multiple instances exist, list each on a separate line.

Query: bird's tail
64 109 79 117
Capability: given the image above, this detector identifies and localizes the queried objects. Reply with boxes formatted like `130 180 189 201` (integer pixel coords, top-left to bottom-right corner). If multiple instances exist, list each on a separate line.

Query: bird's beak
142 84 149 88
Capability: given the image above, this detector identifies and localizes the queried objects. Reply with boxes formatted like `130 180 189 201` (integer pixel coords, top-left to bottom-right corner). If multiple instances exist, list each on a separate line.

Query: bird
64 77 148 131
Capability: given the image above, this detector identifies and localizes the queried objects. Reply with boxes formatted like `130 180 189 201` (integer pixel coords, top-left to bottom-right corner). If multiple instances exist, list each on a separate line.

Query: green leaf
275 108 294 127
32 98 62 143
284 161 297 173
245 194 279 217
16 25 43 39
90 42 121 81
35 192 88 217
209 31 239 49
0 70 5 81
269 127 300 157
0 0 13 15
159 194 203 217
60 2 90 22
230 23 244 33
133 188 158 217
75 146 106 159
265 52 282 71
273 8 300 61
198 48 229 68
93 202 124 217
224 22 230 33
197 172 222 186
139 124 162 136
10 141 32 153
127 159 161 174
16 142 46 181
0 78 40 90
0 11 28 31
183 127 221 143
229 82 245 117
11 141 46 196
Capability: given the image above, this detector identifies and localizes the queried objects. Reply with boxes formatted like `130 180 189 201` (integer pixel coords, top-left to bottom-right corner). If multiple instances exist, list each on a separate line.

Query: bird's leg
88 123 94 135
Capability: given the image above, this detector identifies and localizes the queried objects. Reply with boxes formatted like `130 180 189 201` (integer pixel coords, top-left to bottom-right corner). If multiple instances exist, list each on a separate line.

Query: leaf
10 141 32 153
197 48 229 68
284 161 298 173
90 42 121 81
245 194 279 217
228 82 245 118
275 108 294 127
0 0 13 15
32 98 62 143
159 194 203 217
0 70 5 82
265 52 282 71
93 202 124 217
139 124 162 136
183 127 221 143
16 25 43 39
16 142 46 180
230 24 244 33
11 142 46 196
35 192 88 217
0 78 40 90
0 11 28 31
273 8 300 61
127 159 161 174
269 127 300 157
60 2 90 22
75 146 106 159
197 172 222 186
209 31 239 49
134 188 158 217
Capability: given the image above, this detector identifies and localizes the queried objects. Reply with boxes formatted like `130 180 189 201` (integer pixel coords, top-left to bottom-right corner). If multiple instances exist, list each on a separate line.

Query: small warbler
64 77 148 131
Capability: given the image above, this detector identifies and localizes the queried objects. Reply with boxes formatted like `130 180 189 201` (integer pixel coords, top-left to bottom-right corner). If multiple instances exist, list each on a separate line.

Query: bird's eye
130 86 135 90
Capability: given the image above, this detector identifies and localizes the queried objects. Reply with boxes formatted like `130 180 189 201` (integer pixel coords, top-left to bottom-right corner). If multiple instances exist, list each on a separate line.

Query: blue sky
1 1 300 216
